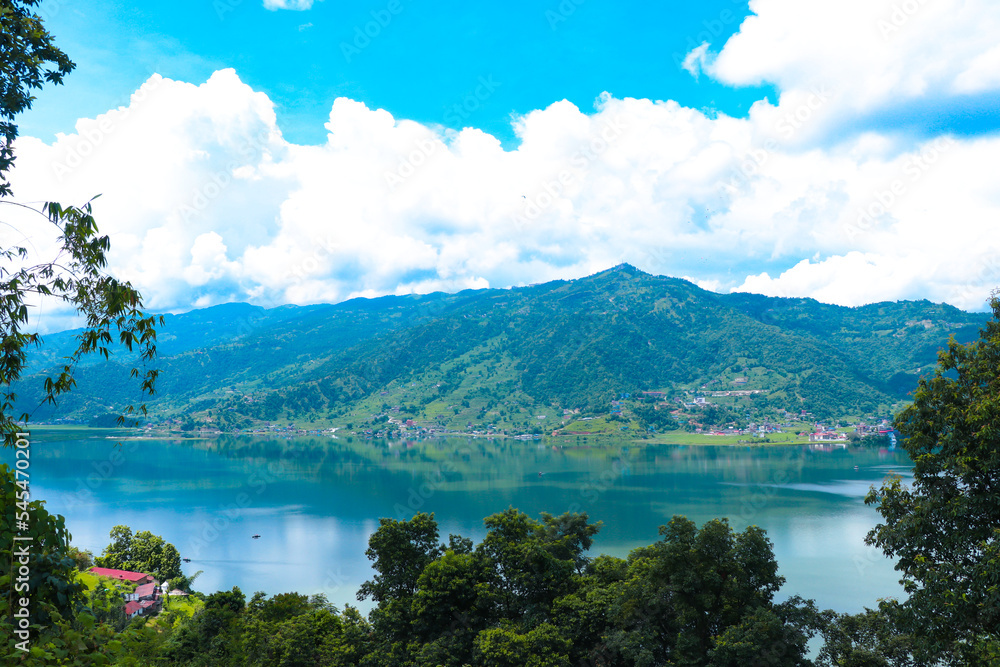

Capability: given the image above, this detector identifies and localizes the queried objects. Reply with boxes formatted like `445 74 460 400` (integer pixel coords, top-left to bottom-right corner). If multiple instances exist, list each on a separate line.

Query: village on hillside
88 567 189 620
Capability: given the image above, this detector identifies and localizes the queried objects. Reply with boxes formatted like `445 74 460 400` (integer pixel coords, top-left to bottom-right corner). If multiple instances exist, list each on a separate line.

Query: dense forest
13 266 988 432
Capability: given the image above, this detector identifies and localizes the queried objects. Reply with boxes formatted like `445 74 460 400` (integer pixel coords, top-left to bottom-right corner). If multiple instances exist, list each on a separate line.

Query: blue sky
26 0 774 147
8 0 1000 327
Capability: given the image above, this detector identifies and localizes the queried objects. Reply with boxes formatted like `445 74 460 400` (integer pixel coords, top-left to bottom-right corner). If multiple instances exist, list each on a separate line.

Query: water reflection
14 430 911 614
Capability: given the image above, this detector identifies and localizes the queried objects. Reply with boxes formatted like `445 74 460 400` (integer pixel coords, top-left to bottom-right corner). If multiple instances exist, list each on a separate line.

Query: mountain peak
592 263 647 278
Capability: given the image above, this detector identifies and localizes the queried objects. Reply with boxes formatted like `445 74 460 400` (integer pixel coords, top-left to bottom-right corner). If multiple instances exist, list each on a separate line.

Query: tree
164 586 247 665
358 513 442 606
0 0 74 196
1 463 85 627
473 622 572 667
476 509 600 622
2 464 126 665
1 1 161 446
865 295 1000 664
817 607 919 667
94 525 183 582
593 516 828 666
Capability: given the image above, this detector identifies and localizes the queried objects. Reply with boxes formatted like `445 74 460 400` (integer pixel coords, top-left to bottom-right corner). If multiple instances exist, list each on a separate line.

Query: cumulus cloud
706 0 1000 143
4 0 999 334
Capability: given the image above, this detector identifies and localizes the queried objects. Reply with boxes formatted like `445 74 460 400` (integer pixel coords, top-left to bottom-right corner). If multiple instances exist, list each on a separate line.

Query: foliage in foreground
865 295 1000 665
98 510 830 667
1 463 125 665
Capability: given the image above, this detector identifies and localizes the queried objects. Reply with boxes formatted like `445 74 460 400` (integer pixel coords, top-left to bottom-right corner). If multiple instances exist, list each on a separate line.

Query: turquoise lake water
13 430 911 614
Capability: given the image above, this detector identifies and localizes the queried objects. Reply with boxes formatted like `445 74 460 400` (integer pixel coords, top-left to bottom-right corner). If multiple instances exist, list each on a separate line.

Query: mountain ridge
13 266 989 432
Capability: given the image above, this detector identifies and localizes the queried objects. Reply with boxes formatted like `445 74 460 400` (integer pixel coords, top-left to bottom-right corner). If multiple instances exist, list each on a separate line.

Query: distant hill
12 265 989 432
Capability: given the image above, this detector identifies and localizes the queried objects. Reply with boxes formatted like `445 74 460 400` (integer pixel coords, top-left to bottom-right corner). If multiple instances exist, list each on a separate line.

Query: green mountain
13 265 988 432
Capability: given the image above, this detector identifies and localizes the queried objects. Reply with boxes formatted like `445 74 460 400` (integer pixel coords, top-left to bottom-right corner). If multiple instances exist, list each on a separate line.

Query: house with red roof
126 582 159 602
124 601 143 619
89 567 154 585
138 598 162 614
809 430 847 442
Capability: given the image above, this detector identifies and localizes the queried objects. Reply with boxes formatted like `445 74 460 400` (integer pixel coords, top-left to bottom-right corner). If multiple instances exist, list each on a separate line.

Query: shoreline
28 424 833 447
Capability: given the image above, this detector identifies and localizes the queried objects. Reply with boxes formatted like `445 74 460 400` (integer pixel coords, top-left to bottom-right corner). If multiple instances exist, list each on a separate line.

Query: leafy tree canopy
93 524 183 582
866 295 1000 664
351 510 828 667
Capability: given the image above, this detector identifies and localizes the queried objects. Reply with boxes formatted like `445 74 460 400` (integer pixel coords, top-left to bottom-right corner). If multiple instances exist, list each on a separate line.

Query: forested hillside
13 265 988 430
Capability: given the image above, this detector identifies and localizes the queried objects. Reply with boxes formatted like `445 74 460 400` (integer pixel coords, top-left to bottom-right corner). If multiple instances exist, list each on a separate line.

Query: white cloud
6 0 1000 333
263 0 318 10
704 0 1000 142
681 42 712 80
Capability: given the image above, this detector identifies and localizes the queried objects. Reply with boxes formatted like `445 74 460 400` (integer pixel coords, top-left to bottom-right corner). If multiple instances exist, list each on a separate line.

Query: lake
13 429 911 614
